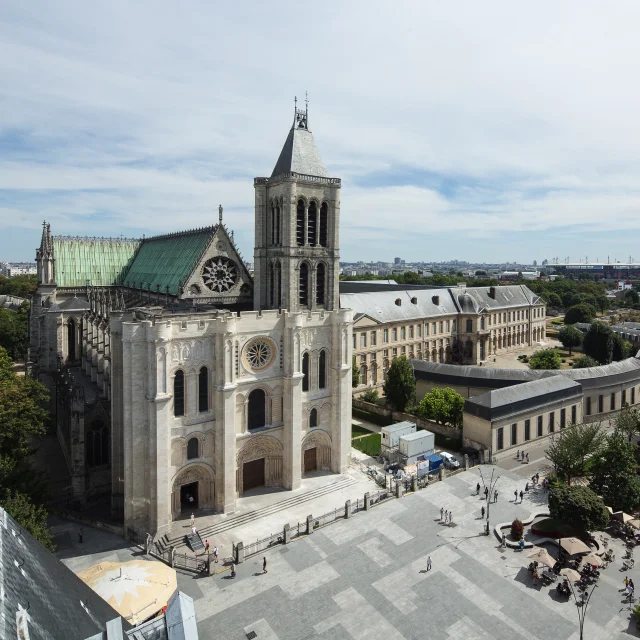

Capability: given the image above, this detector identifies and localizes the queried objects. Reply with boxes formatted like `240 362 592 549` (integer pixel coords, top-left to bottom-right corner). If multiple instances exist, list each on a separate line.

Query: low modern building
346 284 546 391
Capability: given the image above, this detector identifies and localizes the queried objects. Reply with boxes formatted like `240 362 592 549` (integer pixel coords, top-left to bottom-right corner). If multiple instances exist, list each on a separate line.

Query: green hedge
352 407 393 427
351 433 381 457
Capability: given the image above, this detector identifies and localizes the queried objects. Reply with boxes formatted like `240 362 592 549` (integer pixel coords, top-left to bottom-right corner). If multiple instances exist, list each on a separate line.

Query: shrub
529 348 562 370
548 484 609 534
572 355 598 369
362 389 379 404
511 519 524 540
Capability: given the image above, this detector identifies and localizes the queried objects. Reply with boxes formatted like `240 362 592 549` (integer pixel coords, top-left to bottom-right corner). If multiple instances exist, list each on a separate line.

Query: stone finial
218 204 223 223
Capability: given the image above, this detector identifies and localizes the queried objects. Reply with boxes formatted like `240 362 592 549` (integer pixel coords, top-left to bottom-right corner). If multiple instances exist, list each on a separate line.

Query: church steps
167 476 358 545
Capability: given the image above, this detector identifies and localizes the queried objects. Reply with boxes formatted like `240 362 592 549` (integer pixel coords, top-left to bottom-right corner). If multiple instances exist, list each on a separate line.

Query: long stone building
346 284 547 390
29 104 352 535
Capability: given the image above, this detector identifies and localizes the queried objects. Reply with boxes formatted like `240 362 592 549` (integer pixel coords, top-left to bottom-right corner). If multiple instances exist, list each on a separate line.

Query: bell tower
254 97 341 313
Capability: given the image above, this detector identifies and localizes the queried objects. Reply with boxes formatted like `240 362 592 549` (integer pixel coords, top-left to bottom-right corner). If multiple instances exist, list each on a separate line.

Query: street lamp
479 468 500 536
566 580 597 640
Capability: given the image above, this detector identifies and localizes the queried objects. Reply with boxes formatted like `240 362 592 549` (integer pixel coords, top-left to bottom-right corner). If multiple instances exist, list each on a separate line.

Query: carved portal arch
302 429 331 473
236 435 283 495
170 462 215 519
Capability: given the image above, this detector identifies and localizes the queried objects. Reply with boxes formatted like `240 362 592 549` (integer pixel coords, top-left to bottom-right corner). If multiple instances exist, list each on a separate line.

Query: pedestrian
525 482 529 492
476 482 480 495
624 576 629 588
427 556 432 571
205 539 210 552
214 545 219 563
78 527 84 544
481 506 485 518
484 487 489 499
263 557 267 574
230 563 236 578
514 490 518 502
444 509 448 523
440 507 444 521
190 512 195 526
517 449 520 460
519 490 524 502
449 512 453 525
494 489 498 503
526 452 530 463
535 472 539 483
191 525 197 535
501 533 506 548
628 583 633 600
631 579 636 593
531 475 535 485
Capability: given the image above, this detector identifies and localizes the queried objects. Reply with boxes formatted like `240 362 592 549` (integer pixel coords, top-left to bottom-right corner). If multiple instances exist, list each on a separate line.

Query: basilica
29 104 353 535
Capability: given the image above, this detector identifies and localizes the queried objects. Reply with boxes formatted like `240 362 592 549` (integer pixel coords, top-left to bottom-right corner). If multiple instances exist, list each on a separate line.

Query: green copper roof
123 228 214 296
53 237 141 287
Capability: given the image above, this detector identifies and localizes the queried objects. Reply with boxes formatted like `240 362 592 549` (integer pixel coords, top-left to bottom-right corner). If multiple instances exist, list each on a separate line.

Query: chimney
395 298 402 306
411 297 418 304
489 286 496 299
432 295 439 305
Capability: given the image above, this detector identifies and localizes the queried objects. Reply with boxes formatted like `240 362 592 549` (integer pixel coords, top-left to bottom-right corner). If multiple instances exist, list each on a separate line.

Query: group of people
516 450 530 463
476 482 499 504
190 513 219 562
440 507 453 525
624 576 636 600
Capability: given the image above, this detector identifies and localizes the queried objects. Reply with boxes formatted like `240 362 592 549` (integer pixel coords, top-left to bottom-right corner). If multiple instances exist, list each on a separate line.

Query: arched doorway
302 430 332 475
236 435 283 495
247 389 266 430
171 464 215 519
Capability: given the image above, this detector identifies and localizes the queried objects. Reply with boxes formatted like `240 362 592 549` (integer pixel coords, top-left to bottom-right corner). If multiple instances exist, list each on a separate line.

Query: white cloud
2 1 640 261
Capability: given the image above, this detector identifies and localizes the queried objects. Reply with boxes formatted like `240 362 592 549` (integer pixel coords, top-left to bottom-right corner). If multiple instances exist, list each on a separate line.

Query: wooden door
243 458 265 492
304 447 317 473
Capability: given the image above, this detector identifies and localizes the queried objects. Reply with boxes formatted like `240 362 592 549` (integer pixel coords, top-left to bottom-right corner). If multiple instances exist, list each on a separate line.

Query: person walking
449 512 453 525
427 556 432 571
230 563 236 578
631 579 636 595
190 513 195 527
516 450 520 460
205 539 210 552
476 482 480 495
263 557 268 574
484 487 489 499
213 545 219 563
440 507 444 521
78 527 84 544
519 490 524 502
444 509 448 523
481 506 485 519
526 452 530 463
514 490 518 503
624 576 630 589
191 525 197 535
494 489 498 503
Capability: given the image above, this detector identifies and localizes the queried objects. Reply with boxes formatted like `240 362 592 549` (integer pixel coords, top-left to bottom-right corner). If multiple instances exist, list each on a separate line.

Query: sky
2 1 640 264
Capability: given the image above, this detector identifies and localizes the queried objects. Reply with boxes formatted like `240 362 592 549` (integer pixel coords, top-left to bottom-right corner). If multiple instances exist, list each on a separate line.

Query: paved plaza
55 464 640 639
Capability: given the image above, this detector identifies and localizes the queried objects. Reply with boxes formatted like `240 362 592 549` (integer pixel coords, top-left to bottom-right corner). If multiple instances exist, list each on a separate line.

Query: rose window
202 257 238 292
243 338 276 371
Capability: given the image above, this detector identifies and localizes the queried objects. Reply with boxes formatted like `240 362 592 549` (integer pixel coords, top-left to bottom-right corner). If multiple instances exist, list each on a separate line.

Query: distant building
555 263 640 280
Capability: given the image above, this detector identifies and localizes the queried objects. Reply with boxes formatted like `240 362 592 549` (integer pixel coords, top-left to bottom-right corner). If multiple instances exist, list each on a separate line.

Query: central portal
180 481 199 511
243 458 265 492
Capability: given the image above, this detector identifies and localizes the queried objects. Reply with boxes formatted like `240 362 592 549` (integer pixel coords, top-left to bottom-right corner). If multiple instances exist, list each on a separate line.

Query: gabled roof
449 285 543 312
122 227 215 297
0 507 126 640
52 236 141 288
272 124 328 178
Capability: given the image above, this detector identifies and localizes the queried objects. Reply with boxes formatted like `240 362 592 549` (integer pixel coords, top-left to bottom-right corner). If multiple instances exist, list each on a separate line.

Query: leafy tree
546 292 563 308
417 387 465 428
362 388 379 404
590 432 640 513
383 356 415 411
0 491 54 552
572 355 598 369
613 334 635 361
548 484 610 534
564 303 596 324
558 324 582 355
545 423 606 484
0 302 29 360
614 405 640 442
351 355 359 388
582 322 631 364
0 274 37 298
529 348 562 370
626 290 640 304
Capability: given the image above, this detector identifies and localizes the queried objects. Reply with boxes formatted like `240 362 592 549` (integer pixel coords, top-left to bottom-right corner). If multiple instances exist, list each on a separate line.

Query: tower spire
218 204 223 224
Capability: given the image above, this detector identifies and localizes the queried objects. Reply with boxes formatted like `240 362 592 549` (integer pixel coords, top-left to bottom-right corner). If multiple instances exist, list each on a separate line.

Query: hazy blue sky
2 1 640 264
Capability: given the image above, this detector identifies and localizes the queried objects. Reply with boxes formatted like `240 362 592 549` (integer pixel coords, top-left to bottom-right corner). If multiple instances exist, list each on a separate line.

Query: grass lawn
352 433 381 457
351 423 374 438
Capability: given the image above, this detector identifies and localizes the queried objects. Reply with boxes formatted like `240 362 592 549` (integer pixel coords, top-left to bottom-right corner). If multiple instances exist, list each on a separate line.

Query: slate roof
339 281 437 294
272 126 328 178
0 506 126 640
122 227 215 297
449 284 543 312
465 376 583 422
52 237 141 288
58 295 90 311
341 288 457 323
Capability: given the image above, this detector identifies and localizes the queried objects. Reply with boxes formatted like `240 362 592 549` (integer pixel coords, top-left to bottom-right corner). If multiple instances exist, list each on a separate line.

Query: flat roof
383 421 416 432
400 430 434 441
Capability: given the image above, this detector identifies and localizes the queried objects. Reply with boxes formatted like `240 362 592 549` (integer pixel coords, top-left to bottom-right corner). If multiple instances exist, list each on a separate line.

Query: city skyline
3 2 640 262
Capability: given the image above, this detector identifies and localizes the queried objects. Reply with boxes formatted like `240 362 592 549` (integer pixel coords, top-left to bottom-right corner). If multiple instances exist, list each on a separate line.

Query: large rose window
202 257 238 292
243 338 276 371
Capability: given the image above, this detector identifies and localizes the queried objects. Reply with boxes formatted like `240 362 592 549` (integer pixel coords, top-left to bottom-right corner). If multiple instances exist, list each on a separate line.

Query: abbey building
29 105 353 535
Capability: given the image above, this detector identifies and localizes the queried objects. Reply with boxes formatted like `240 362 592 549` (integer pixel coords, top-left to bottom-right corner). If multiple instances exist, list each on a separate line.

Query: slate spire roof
271 98 328 178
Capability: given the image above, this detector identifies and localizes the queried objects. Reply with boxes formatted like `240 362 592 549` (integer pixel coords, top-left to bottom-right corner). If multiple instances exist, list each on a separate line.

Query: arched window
318 350 327 389
371 362 378 385
86 420 109 467
296 199 305 246
67 319 76 361
310 408 318 428
198 367 208 413
316 263 326 305
248 389 266 430
299 263 309 307
302 352 310 391
320 202 328 247
308 201 317 245
187 437 199 460
174 370 185 417
359 364 367 384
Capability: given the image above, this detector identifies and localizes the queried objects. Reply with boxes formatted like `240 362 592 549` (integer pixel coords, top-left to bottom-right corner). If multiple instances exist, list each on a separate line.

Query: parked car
440 452 460 469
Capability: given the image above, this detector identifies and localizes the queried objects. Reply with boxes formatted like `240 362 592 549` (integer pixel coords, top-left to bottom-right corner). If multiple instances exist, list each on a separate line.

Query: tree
614 405 640 442
548 485 610 534
558 324 583 355
351 355 359 388
0 302 29 360
0 491 54 552
613 334 635 361
625 290 640 305
529 348 562 370
572 355 598 369
583 322 616 364
564 303 596 325
590 433 640 513
383 356 415 412
546 292 563 308
511 519 524 540
362 388 379 404
417 387 465 428
545 423 607 484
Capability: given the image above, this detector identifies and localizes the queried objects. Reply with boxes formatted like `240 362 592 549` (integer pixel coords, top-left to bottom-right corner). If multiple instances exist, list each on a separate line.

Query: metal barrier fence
244 531 284 558
174 551 206 573
314 506 346 530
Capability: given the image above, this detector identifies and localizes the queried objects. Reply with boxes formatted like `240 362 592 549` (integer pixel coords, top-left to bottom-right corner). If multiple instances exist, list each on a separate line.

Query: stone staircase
163 476 359 549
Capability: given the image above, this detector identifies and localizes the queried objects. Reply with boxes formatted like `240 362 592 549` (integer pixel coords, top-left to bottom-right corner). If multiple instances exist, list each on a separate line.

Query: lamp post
566 580 597 640
479 468 500 536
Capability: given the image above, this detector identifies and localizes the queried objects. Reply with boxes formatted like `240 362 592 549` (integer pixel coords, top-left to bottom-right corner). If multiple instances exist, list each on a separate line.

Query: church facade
30 104 353 535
